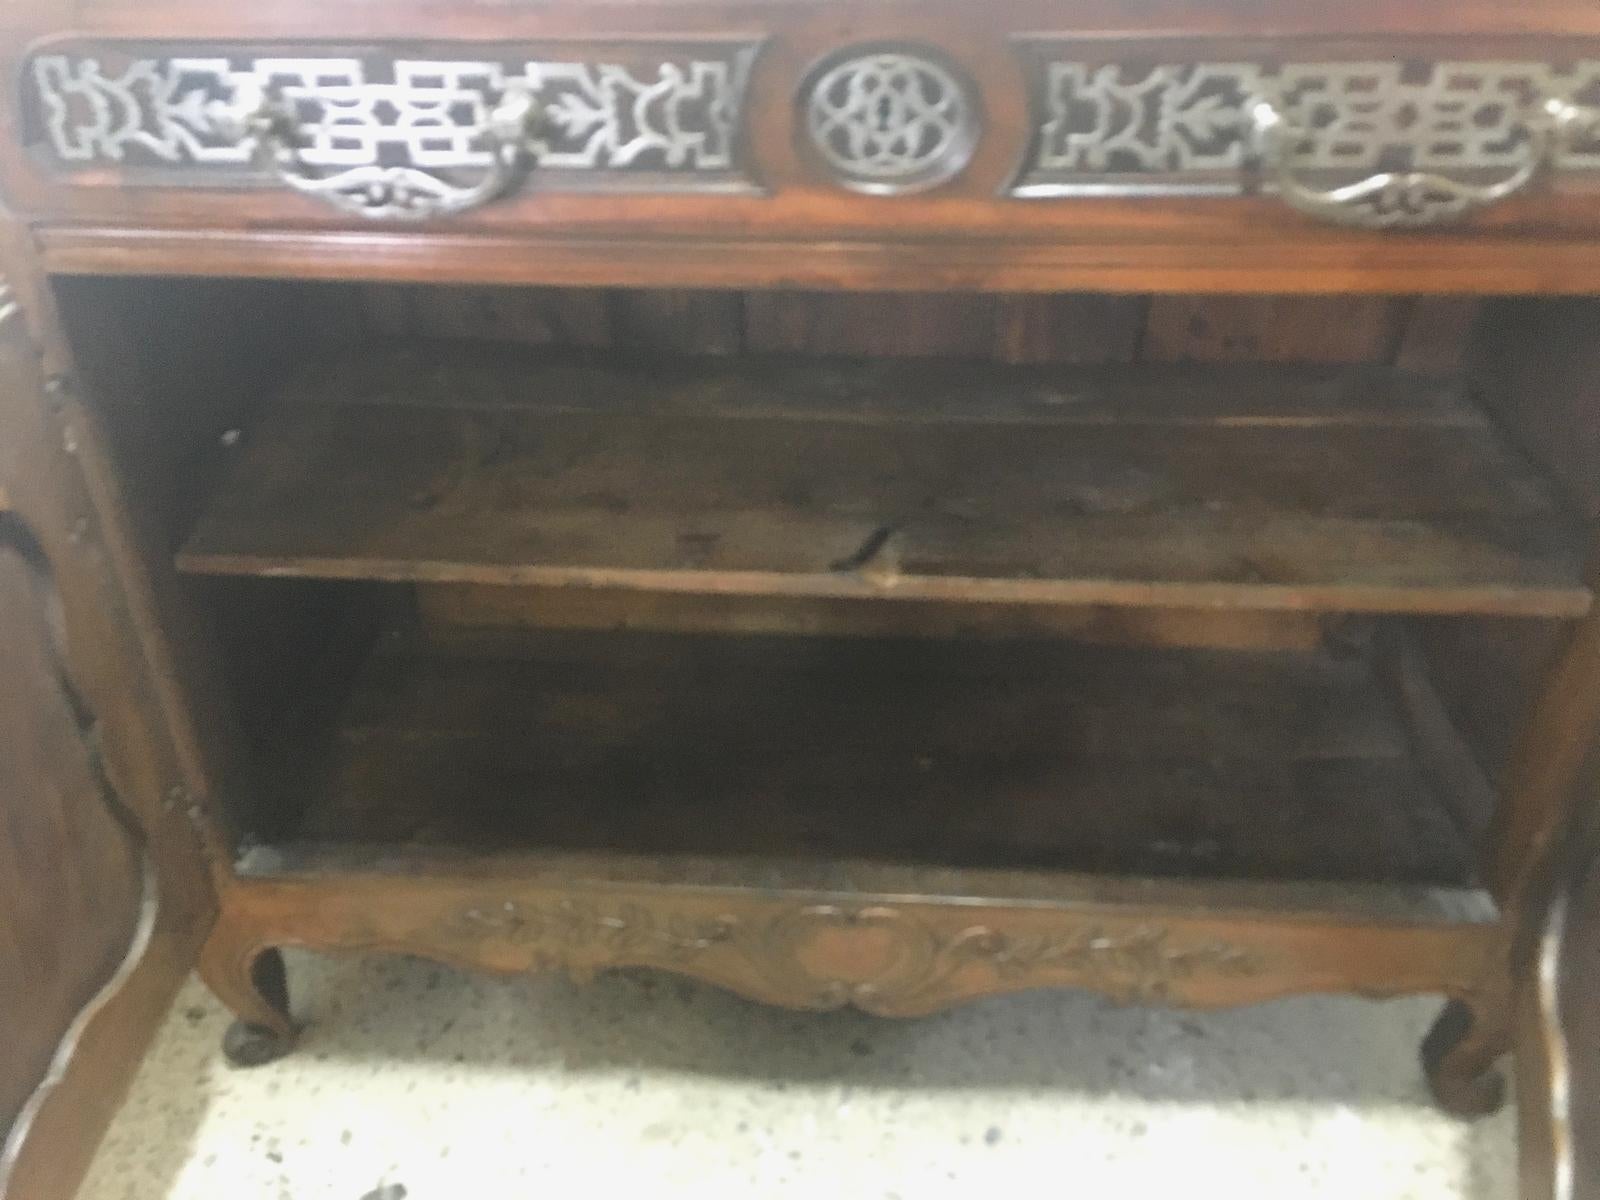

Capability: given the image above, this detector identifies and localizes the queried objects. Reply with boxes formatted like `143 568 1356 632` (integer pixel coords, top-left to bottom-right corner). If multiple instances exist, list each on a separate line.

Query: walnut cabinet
3 2 1600 1197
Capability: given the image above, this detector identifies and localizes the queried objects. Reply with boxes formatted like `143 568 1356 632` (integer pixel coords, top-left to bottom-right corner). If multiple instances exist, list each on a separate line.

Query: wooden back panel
342 286 1476 369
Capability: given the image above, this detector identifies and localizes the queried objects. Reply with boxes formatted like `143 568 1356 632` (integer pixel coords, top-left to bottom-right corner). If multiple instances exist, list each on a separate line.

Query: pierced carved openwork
1015 49 1600 225
799 48 979 193
26 47 759 197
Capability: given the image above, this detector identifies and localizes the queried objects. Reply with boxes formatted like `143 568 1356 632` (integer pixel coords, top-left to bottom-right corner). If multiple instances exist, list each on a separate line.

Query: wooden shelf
178 347 1589 617
250 625 1488 896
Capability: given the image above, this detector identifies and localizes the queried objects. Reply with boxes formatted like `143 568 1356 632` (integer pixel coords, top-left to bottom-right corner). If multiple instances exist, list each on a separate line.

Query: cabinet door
0 255 216 1200
1517 810 1600 1200
0 531 150 1195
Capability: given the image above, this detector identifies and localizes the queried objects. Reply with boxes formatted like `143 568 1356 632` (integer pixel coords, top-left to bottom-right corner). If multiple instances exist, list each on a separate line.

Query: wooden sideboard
2 2 1599 1197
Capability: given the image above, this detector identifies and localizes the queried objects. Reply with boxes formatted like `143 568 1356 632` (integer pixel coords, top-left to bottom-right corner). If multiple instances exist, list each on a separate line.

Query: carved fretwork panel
1014 45 1600 196
23 43 759 193
796 47 981 194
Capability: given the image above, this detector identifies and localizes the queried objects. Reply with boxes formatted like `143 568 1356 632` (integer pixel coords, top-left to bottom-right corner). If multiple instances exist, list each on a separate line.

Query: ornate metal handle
219 82 542 220
1249 94 1591 229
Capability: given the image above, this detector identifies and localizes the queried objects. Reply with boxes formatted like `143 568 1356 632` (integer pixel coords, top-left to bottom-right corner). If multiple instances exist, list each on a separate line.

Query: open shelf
245 623 1490 909
177 346 1591 618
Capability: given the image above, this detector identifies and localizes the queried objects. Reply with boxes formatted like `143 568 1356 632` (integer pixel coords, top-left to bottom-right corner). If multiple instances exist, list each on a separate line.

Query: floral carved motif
450 897 1268 1012
945 924 1264 1003
459 899 738 960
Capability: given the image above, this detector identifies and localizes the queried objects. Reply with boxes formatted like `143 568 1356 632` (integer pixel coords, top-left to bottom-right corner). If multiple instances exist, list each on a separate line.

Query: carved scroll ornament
451 897 1267 1012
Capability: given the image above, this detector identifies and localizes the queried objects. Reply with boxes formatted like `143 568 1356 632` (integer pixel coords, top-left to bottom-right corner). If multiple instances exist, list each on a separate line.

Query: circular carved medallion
800 48 979 193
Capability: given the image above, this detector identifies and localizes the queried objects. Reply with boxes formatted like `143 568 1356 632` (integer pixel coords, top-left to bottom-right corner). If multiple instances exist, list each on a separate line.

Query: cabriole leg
197 917 297 1068
1422 992 1511 1118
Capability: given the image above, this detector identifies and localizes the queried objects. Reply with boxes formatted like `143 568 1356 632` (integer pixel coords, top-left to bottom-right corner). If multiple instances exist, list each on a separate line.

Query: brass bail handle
219 79 543 220
1248 92 1595 229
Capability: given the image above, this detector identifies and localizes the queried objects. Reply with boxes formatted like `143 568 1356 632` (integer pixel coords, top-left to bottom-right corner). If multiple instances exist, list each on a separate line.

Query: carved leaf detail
453 899 1265 1011
949 924 1263 1002
458 899 737 962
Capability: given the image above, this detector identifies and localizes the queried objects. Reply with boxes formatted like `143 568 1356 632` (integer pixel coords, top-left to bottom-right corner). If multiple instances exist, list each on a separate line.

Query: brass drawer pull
219 81 542 220
1248 94 1594 229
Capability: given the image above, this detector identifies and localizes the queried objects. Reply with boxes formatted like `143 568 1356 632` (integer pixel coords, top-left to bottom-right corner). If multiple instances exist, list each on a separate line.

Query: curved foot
1423 996 1510 1117
198 921 299 1066
222 1018 297 1068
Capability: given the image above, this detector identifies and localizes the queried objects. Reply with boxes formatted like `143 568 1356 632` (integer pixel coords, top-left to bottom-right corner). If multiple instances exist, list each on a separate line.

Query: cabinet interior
50 278 1597 908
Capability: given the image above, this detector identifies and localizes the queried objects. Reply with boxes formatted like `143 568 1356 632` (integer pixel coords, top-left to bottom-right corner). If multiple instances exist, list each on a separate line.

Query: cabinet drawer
1013 42 1600 227
12 2 1600 291
23 42 762 211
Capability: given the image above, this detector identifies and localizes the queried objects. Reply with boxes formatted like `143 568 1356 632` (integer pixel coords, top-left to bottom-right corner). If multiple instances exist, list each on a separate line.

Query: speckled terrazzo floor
79 952 1516 1199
